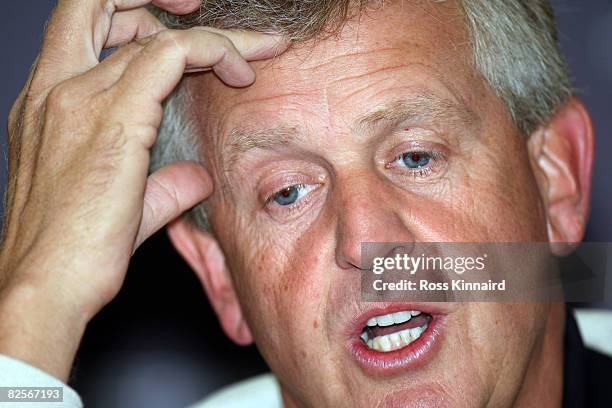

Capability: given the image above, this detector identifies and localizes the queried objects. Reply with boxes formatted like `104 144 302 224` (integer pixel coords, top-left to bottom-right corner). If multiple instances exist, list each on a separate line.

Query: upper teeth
361 310 428 353
366 310 421 327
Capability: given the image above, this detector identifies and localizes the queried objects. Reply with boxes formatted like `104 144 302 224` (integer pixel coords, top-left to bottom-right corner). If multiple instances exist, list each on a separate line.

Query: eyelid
264 182 325 222
388 138 445 157
258 174 308 204
265 183 318 205
385 150 445 170
382 136 449 182
259 174 326 206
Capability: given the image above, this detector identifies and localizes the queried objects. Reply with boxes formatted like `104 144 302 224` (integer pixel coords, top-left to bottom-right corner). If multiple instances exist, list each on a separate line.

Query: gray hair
149 0 573 230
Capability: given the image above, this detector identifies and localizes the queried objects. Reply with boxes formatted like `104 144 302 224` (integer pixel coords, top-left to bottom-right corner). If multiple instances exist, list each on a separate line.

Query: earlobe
166 219 253 345
528 98 594 254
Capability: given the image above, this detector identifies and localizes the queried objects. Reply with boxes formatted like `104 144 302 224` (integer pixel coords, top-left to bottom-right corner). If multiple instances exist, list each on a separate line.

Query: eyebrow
222 93 479 171
222 125 303 171
356 93 478 131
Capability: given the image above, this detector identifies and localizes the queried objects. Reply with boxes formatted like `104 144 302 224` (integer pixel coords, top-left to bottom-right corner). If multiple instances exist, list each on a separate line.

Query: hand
0 0 288 381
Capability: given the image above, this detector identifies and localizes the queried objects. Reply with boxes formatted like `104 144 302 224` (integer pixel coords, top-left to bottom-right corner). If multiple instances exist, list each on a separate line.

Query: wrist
0 278 89 382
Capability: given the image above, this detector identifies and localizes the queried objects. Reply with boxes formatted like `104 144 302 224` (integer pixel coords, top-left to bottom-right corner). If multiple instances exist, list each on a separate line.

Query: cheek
419 303 549 408
478 140 547 239
468 303 547 352
465 303 550 393
425 135 547 241
222 210 333 362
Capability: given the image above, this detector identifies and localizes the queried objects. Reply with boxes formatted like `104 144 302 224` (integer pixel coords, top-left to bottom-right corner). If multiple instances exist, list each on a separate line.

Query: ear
527 98 594 255
166 219 253 345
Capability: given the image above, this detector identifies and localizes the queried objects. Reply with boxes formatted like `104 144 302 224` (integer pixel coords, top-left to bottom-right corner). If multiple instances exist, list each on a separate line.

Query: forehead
189 0 485 141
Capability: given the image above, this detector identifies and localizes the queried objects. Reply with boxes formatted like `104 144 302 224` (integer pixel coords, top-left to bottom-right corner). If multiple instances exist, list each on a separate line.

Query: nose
334 173 415 270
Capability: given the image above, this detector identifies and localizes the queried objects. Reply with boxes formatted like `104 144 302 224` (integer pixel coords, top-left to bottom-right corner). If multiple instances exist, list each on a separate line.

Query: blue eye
273 186 299 205
399 151 431 168
270 184 317 206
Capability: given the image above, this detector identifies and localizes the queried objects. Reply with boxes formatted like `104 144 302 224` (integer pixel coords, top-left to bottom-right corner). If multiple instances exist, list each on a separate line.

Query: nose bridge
334 172 414 270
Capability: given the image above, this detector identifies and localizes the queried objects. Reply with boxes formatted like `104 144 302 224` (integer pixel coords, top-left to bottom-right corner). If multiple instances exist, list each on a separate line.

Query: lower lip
347 314 446 376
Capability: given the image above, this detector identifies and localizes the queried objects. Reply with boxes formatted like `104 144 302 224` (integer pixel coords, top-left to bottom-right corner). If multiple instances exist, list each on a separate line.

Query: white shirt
0 355 281 408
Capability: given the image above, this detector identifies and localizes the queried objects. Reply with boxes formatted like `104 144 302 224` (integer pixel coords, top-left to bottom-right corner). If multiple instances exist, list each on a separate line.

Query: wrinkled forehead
187 0 486 149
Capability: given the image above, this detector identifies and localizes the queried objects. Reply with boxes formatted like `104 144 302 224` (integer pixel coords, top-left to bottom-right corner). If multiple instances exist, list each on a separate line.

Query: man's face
188 1 554 406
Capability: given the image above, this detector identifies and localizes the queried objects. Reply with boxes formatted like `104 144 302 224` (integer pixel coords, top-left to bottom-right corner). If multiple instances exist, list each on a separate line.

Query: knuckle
151 29 183 51
46 82 77 113
122 41 146 56
131 124 158 149
142 125 159 148
207 31 234 51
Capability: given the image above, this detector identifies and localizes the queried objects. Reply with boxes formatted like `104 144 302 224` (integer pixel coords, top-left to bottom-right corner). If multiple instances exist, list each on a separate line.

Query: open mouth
359 310 432 352
348 303 452 376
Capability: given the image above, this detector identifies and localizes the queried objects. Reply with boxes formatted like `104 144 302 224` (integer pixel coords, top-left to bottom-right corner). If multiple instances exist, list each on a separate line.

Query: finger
42 1 153 75
185 27 291 72
36 0 200 88
152 0 201 14
136 161 213 249
66 42 147 94
79 28 289 99
114 29 289 105
105 8 167 48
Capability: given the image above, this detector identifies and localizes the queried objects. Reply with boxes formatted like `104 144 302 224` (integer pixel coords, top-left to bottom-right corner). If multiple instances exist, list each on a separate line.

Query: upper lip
346 302 457 339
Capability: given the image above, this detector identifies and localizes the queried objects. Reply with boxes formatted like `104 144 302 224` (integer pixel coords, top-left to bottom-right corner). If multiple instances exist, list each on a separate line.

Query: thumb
136 160 212 249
